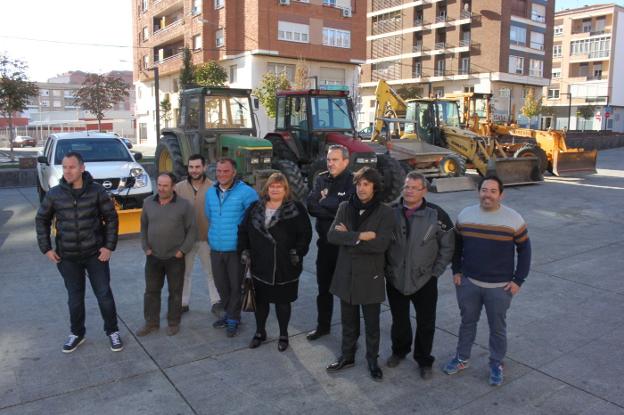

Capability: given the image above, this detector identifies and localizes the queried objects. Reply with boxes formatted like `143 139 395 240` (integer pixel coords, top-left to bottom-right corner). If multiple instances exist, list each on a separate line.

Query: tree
0 55 38 160
520 88 542 119
576 105 595 131
179 47 195 89
253 72 291 118
194 61 228 87
293 58 309 89
160 94 172 128
75 74 129 132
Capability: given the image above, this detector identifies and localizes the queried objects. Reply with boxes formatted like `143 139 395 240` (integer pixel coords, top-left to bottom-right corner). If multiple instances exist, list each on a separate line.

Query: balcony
435 15 447 24
435 42 446 50
531 12 545 23
413 44 423 53
153 16 184 37
589 50 609 59
458 66 470 75
529 69 543 77
459 39 471 47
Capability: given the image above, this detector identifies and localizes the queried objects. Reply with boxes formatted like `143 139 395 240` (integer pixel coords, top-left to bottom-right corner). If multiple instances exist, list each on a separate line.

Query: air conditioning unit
342 8 352 17
279 0 290 5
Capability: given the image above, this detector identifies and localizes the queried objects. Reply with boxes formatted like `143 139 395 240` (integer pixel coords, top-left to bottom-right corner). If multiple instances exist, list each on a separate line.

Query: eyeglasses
403 186 426 191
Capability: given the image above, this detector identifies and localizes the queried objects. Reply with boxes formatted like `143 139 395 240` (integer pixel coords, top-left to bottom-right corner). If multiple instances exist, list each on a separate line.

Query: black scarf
348 193 381 231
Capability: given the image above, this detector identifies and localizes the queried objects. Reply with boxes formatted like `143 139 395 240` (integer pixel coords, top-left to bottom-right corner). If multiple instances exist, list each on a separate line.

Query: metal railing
589 50 609 58
435 42 446 50
413 44 422 53
153 18 183 36
460 10 472 19
459 39 470 47
435 15 447 23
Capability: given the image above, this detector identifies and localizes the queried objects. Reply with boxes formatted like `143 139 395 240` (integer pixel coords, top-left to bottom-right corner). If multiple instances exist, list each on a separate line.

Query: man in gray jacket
138 173 196 337
385 171 455 379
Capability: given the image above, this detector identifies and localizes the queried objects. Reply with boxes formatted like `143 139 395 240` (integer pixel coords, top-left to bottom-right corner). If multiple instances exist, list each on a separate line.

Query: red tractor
264 89 404 202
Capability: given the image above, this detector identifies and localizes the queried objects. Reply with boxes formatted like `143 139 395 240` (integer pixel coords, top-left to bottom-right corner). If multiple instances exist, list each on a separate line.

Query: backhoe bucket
117 208 142 235
486 157 543 186
551 149 597 176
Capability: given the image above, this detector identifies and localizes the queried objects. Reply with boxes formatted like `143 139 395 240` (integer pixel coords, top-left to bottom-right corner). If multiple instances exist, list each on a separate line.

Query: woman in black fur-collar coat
238 172 312 352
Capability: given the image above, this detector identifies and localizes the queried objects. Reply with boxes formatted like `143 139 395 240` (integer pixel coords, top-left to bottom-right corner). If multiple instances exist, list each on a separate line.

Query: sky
1 0 624 82
0 0 133 82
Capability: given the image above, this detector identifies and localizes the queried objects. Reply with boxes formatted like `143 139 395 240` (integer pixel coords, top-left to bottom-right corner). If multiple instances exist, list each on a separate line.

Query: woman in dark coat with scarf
325 167 395 381
238 172 312 352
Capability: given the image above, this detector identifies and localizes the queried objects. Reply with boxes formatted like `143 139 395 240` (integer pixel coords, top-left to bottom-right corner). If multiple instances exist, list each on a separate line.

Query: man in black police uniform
305 144 356 340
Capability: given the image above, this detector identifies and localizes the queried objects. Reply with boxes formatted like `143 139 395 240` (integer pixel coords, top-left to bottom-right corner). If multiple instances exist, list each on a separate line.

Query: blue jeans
57 255 119 336
455 276 512 367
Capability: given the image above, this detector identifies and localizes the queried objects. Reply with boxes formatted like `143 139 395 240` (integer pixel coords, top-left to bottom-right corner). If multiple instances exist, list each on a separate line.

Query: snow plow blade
552 149 598 176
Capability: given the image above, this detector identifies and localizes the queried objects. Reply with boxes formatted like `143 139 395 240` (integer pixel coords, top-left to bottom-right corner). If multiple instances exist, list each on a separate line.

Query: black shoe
326 356 355 372
62 334 85 353
368 360 383 382
277 336 289 352
181 305 190 313
108 331 123 352
211 302 224 317
306 328 330 341
386 354 405 368
249 333 266 349
420 366 433 380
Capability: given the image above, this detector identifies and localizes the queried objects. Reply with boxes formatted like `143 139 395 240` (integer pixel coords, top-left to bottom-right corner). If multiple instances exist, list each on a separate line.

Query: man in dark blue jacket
205 158 258 337
35 152 123 353
305 144 355 340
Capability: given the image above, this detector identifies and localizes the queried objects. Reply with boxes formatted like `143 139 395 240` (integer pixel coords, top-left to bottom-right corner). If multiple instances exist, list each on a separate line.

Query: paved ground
1 148 624 414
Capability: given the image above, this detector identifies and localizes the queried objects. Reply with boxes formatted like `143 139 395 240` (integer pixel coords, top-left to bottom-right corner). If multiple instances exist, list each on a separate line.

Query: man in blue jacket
205 158 258 337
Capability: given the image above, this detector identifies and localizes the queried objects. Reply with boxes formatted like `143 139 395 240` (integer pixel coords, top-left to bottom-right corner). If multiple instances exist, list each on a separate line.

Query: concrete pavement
1 149 624 414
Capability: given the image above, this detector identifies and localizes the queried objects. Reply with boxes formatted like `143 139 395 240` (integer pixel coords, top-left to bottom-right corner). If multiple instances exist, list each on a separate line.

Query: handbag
241 265 256 312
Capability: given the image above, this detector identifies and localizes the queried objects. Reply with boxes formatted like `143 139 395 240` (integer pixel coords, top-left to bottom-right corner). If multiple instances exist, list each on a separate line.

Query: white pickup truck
36 132 152 207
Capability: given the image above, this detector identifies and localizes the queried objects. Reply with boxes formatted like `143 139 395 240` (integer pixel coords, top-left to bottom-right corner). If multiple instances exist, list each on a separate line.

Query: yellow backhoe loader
450 92 597 176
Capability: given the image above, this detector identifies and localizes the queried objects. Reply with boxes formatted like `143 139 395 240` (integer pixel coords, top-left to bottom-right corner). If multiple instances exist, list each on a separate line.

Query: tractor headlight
250 158 259 164
263 157 271 164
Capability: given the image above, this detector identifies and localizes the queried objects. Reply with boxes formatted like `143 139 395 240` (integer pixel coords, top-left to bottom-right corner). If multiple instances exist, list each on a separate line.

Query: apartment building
133 0 365 145
359 0 554 128
542 4 624 132
24 71 135 138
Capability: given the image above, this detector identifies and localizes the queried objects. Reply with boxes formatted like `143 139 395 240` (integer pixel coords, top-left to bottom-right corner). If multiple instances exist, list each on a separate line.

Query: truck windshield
204 96 253 129
310 97 353 130
54 138 132 164
436 101 461 127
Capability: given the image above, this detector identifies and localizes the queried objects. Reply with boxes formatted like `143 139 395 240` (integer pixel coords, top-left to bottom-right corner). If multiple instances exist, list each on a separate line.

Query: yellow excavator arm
372 80 408 143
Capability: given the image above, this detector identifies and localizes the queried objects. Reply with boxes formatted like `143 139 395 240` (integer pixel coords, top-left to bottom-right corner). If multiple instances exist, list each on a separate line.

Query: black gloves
289 249 300 266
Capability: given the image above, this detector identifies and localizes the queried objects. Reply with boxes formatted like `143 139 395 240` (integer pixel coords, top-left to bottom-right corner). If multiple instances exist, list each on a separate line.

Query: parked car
36 132 152 206
358 126 373 140
14 135 37 148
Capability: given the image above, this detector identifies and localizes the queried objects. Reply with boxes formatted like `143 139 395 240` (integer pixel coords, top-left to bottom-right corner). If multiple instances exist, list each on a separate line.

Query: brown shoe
167 325 180 336
136 325 159 337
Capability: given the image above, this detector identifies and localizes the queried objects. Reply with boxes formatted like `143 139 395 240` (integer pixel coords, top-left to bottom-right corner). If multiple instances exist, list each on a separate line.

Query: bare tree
0 55 38 160
75 74 129 132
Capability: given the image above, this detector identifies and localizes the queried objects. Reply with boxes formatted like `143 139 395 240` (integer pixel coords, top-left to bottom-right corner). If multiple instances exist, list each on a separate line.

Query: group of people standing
35 144 531 387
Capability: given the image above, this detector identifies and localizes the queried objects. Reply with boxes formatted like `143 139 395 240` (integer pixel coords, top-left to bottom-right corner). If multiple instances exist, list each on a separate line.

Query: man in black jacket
35 152 123 353
305 144 355 340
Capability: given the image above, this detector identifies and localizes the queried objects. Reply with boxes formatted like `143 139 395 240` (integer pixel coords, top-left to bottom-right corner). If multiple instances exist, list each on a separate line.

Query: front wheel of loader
514 145 548 175
155 135 186 181
377 154 405 203
272 159 308 201
438 153 467 177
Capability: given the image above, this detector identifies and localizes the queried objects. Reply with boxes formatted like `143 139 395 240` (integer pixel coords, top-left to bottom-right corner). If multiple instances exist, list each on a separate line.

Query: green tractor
156 87 275 189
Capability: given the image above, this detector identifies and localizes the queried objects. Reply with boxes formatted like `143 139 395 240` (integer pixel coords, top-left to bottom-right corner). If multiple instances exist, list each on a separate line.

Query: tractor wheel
267 135 297 162
514 144 548 175
307 159 328 191
376 154 405 203
272 159 308 201
155 135 186 181
438 153 467 177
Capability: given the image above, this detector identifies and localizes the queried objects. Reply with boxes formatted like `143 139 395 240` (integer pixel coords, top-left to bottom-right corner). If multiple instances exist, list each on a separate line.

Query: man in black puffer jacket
36 151 123 353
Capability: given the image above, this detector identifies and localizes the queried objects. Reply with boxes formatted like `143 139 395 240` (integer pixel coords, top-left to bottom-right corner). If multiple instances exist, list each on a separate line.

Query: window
554 25 563 36
214 0 223 9
592 63 602 80
578 62 588 77
192 34 202 50
323 0 336 5
530 31 544 50
143 55 149 69
553 44 562 57
547 89 560 99
53 101 62 108
215 29 224 47
499 88 511 97
267 62 296 82
64 90 74 98
320 67 345 85
552 68 561 79
40 89 49 96
582 18 592 33
510 26 526 46
52 90 62 97
229 64 237 83
460 56 470 74
322 27 351 48
433 87 445 98
570 36 610 58
192 0 201 14
435 58 445 76
509 55 524 74
529 59 543 77
278 21 310 43
41 100 50 107
141 0 148 12
142 26 149 42
595 16 606 33
531 3 545 23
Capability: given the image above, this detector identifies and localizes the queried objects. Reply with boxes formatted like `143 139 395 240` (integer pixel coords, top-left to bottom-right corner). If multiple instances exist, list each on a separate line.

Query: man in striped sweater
443 175 531 386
